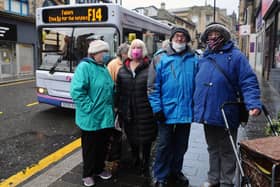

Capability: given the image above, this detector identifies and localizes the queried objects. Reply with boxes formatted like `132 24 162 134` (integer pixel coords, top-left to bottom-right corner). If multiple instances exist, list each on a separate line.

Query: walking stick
221 102 252 187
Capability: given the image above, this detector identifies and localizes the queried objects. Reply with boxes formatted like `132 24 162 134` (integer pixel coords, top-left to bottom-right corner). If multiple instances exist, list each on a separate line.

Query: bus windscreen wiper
49 56 63 74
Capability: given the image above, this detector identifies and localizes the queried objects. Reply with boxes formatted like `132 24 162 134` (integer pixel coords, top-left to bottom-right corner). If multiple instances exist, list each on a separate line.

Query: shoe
171 172 189 186
82 177 95 187
97 170 112 180
154 181 167 187
201 181 220 187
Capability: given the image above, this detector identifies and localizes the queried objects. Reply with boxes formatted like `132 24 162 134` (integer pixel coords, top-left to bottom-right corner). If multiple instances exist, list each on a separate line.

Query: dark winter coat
116 57 157 144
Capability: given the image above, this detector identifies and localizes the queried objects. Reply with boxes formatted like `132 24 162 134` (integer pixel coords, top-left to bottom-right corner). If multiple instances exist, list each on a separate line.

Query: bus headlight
37 87 48 95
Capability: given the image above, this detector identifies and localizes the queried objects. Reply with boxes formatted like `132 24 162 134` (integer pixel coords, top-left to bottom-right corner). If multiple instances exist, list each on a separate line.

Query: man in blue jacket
193 22 261 187
148 27 197 187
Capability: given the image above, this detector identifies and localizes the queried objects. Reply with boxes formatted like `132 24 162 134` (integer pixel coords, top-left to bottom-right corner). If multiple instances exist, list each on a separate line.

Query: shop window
4 0 29 16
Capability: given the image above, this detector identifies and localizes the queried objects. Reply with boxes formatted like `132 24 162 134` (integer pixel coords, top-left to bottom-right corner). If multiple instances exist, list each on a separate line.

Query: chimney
160 2 166 9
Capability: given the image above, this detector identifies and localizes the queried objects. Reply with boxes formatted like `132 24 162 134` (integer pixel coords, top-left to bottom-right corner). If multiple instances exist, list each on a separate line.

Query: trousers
81 128 111 178
153 123 191 182
204 125 237 187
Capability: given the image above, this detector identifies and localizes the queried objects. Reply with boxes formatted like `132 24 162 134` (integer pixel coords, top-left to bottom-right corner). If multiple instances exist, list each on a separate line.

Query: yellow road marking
0 112 3 115
26 102 39 107
0 80 35 87
0 138 81 187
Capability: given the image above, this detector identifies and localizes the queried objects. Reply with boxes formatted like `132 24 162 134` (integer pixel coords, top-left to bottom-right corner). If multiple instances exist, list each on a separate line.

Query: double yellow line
0 138 81 187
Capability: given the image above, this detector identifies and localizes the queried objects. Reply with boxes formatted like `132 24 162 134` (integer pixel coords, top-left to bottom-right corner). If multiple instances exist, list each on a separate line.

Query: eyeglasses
173 33 186 41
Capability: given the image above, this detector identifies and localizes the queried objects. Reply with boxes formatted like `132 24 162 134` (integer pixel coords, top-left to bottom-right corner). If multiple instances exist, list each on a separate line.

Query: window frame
5 0 29 16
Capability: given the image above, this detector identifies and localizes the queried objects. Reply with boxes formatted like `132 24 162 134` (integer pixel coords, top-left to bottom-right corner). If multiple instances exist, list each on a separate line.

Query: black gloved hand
154 110 166 123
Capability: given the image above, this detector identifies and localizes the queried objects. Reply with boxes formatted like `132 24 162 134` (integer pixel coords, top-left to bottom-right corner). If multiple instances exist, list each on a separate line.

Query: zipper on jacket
170 63 176 79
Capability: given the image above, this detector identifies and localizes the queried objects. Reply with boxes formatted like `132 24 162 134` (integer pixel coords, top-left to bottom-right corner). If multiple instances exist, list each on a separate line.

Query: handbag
106 113 123 162
207 57 249 125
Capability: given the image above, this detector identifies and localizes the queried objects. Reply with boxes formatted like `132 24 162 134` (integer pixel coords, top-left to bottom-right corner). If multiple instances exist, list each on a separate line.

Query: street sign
239 25 251 36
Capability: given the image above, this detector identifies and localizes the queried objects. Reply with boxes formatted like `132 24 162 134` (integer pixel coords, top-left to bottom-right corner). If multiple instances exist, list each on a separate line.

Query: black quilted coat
116 57 157 144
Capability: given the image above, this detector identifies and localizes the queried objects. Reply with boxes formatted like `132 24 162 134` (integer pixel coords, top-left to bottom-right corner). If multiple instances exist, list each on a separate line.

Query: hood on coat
201 22 231 44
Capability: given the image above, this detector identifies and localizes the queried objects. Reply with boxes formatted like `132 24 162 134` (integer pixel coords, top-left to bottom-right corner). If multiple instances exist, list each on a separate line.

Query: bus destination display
42 6 108 23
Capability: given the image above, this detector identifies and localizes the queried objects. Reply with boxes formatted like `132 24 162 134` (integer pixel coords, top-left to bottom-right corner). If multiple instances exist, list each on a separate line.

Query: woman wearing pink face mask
115 39 157 176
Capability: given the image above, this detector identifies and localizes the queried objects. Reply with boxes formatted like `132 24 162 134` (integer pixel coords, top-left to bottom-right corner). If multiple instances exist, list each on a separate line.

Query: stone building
134 3 197 47
169 5 237 48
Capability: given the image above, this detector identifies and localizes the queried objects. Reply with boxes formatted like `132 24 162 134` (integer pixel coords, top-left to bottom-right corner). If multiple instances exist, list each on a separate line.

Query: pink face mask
131 48 143 59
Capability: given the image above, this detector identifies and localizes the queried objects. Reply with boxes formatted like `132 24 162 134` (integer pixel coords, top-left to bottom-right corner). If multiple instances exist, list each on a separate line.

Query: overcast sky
121 0 239 15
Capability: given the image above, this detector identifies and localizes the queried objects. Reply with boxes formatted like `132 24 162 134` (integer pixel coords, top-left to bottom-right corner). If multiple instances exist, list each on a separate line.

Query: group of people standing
70 22 262 187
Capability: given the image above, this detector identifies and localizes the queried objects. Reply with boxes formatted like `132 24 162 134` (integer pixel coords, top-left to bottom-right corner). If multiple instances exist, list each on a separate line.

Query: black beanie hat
170 27 191 42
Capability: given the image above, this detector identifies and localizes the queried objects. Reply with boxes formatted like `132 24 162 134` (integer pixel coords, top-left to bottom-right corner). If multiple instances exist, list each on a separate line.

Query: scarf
207 35 225 51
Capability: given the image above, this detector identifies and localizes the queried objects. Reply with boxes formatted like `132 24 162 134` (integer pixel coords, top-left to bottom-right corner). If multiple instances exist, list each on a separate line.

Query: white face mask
172 42 186 53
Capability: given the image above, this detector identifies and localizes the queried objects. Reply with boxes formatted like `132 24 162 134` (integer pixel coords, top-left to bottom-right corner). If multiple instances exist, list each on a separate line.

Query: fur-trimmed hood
201 22 231 43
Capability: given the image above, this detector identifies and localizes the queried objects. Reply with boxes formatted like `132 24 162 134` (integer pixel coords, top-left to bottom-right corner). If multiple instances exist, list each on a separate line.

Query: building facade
134 3 197 48
169 5 237 49
262 0 280 94
0 0 40 79
0 0 73 79
239 0 280 94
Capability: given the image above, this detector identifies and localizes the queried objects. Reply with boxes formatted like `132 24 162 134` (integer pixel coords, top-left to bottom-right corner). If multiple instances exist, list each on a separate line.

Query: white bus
35 3 171 109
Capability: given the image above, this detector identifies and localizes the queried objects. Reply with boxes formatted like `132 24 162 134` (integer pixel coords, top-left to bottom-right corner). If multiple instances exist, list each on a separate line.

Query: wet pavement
3 73 280 187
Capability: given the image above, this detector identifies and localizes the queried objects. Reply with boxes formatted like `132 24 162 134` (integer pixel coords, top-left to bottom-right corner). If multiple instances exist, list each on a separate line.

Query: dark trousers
81 128 111 178
130 142 152 169
153 124 191 182
204 125 237 186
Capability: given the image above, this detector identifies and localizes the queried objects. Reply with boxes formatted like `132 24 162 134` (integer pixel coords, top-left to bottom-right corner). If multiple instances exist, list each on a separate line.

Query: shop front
263 0 280 93
0 13 36 80
255 9 265 75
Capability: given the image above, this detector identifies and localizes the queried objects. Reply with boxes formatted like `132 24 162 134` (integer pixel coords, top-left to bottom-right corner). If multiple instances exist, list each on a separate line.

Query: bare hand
249 109 260 116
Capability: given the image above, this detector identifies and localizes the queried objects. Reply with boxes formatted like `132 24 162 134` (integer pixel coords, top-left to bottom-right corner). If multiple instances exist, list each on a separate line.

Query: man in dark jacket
193 22 261 187
148 27 197 187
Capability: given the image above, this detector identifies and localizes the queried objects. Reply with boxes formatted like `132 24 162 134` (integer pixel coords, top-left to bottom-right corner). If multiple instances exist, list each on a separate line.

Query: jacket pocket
162 98 177 118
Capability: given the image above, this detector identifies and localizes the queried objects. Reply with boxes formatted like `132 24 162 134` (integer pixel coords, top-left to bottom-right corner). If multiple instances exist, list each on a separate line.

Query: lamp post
213 0 216 22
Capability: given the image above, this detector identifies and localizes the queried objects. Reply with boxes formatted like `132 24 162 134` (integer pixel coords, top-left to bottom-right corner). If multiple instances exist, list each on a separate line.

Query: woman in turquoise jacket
70 40 114 187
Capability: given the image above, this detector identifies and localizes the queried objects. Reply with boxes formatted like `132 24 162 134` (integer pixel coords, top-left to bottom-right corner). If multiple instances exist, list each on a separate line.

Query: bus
35 3 171 109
